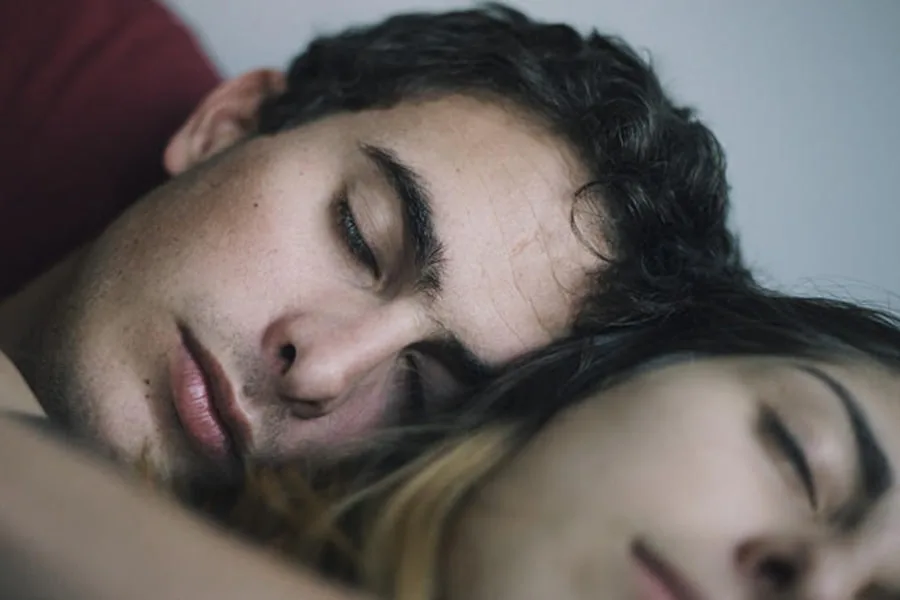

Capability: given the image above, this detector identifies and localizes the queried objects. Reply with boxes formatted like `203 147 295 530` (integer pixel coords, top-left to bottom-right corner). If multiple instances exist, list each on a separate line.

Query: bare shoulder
0 348 44 417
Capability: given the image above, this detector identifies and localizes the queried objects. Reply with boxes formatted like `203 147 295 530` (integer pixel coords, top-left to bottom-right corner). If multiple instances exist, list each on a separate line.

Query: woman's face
444 356 900 599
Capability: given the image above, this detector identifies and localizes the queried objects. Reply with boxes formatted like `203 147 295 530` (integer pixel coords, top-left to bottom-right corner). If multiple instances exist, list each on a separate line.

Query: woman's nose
735 535 812 597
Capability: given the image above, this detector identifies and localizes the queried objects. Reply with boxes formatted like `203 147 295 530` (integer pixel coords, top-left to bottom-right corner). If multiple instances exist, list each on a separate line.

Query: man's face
29 94 598 481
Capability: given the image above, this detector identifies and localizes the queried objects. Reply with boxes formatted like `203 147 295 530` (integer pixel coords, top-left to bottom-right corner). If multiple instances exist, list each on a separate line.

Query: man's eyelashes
336 192 380 279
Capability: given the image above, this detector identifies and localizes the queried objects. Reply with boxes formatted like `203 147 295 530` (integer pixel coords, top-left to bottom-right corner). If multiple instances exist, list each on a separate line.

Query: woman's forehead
489 355 900 493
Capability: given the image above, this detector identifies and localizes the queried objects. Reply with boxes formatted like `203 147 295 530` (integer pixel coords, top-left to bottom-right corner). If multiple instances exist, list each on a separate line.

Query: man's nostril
756 556 799 591
279 343 297 370
289 399 325 420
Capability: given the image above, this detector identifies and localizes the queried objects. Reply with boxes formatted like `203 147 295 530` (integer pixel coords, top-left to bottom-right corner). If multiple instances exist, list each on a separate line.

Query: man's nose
262 307 429 417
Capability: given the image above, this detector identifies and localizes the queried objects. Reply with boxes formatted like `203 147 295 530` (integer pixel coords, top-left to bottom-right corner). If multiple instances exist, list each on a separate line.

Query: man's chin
125 432 245 491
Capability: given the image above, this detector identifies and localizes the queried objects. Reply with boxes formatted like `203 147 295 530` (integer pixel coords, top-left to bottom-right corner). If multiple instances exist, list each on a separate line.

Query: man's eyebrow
359 143 446 297
796 364 893 528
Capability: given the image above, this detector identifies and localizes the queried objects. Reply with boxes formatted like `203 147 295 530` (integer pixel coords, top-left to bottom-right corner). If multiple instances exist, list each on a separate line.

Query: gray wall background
162 0 900 308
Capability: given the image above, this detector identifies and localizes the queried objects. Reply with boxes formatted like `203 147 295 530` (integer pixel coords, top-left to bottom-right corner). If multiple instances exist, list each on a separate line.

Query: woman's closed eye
336 191 381 280
759 405 818 510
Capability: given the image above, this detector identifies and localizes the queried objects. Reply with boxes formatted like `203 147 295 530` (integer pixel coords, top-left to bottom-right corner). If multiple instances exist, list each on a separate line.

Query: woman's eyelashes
759 405 819 510
336 192 381 280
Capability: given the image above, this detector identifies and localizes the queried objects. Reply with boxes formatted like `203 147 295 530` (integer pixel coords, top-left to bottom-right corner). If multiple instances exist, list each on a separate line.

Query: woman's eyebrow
795 364 893 529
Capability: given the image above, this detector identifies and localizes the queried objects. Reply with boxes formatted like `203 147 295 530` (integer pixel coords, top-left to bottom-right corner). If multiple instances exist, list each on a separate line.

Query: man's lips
170 326 252 469
632 540 704 600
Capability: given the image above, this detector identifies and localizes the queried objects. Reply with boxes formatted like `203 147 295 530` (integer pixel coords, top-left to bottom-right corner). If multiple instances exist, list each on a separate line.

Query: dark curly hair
255 3 753 326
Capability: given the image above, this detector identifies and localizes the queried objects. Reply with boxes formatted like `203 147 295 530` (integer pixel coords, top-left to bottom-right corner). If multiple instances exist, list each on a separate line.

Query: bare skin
0 346 359 598
0 414 367 600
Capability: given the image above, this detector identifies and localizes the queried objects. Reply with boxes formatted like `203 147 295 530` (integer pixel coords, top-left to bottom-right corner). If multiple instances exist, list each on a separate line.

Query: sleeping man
0 3 749 485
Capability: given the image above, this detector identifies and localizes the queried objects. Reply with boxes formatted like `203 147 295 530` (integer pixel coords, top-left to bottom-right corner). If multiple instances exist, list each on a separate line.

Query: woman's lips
170 327 249 470
632 540 703 600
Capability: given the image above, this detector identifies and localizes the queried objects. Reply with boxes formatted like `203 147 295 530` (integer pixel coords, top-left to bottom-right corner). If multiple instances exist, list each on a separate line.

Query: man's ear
163 69 286 175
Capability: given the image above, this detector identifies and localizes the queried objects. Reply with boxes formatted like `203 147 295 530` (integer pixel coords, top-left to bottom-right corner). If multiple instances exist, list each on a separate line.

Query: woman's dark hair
255 3 752 324
451 288 900 436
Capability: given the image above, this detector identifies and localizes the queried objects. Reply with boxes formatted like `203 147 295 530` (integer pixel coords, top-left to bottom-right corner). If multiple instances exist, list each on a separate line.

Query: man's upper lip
178 326 253 454
632 540 705 600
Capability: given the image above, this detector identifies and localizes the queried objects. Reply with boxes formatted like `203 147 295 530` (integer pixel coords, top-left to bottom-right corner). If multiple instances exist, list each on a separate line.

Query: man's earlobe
163 69 286 175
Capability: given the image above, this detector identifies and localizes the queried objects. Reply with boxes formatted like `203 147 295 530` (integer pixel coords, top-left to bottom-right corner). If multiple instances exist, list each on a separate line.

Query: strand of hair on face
360 425 518 600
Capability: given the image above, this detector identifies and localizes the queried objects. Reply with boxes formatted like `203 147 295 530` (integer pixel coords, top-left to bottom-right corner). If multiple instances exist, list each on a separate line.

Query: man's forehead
385 95 580 167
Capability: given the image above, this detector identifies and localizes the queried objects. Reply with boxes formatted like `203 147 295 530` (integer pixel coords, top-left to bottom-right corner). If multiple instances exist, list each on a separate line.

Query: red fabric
0 0 221 296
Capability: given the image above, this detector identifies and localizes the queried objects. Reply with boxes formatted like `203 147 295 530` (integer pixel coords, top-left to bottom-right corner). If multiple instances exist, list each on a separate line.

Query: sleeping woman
218 287 900 600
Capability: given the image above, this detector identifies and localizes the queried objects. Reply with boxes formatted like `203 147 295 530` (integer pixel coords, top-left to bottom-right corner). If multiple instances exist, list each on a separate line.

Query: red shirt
0 0 221 296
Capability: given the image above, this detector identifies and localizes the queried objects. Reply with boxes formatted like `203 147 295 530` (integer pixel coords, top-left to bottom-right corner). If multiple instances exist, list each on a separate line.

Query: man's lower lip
170 339 235 467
